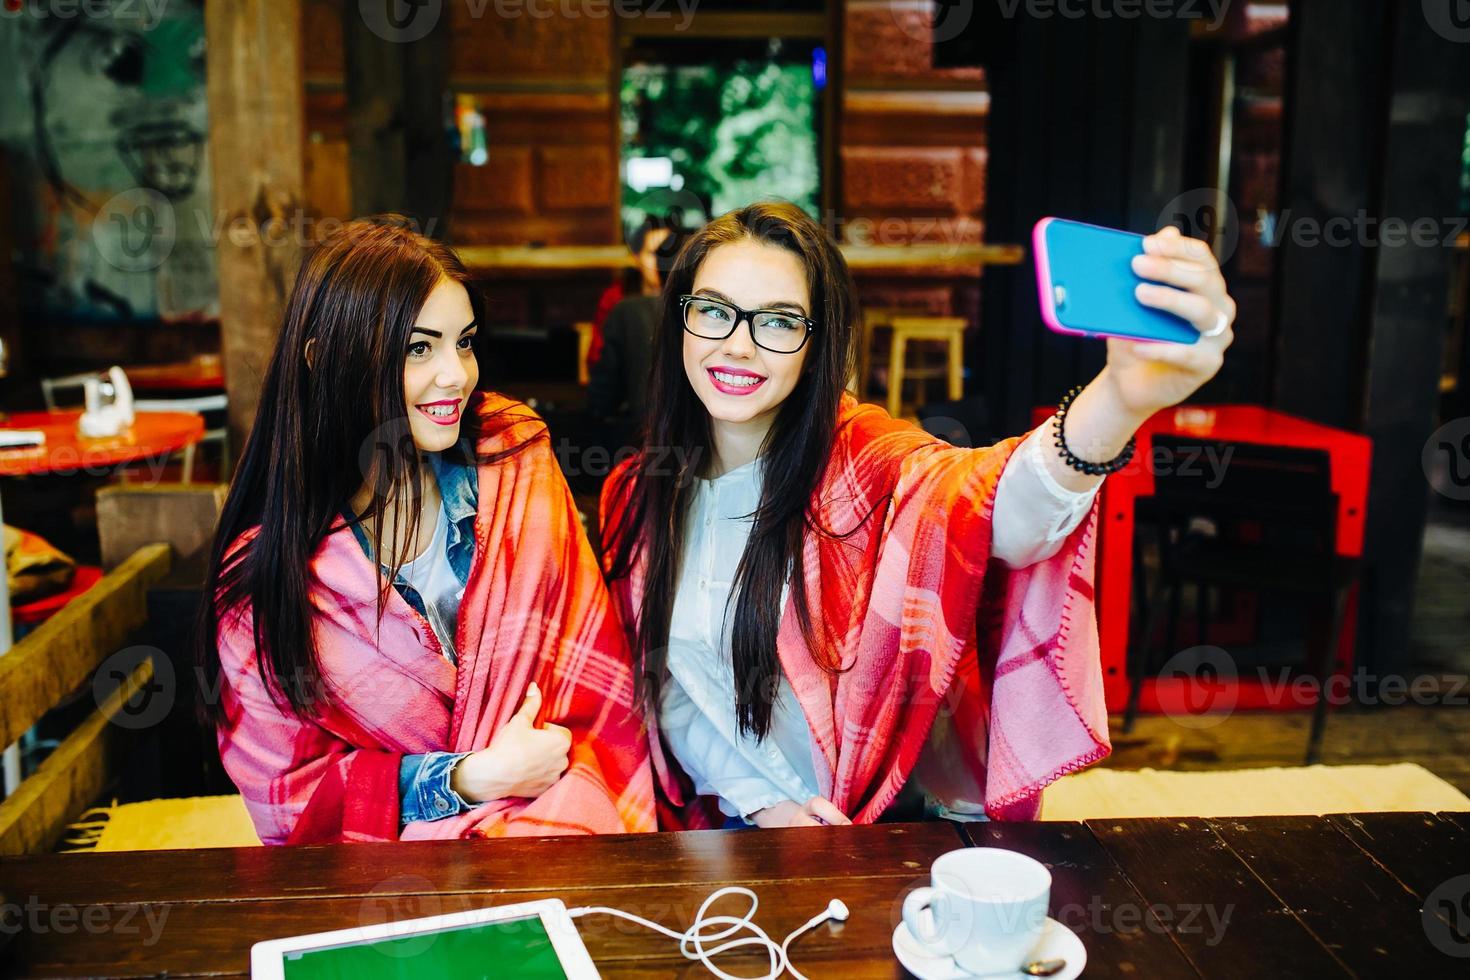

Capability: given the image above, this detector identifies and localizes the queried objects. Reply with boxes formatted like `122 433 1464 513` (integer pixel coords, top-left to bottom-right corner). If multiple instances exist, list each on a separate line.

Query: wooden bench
0 543 171 855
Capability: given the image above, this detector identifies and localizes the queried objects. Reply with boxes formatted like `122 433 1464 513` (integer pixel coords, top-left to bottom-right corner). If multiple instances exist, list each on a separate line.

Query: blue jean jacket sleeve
399 751 477 825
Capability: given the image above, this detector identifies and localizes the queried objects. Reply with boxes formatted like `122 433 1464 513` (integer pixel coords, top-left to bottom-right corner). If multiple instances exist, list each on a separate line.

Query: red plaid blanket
602 396 1109 826
216 394 655 843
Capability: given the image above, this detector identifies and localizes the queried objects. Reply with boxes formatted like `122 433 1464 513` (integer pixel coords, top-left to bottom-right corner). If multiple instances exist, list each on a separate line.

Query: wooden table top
2 814 1466 977
0 411 205 478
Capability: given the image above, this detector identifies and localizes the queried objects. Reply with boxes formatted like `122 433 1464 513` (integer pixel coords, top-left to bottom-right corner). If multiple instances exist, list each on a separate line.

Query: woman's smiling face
681 238 811 428
403 277 479 453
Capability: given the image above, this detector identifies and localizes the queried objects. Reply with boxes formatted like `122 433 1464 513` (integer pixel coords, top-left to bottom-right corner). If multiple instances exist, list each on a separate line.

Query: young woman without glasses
199 217 654 844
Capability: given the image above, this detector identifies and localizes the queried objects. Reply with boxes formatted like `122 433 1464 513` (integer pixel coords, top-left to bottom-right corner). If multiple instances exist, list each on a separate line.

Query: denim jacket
346 449 484 826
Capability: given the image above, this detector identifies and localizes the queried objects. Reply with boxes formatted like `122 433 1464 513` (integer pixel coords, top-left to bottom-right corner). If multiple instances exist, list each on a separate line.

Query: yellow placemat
1041 763 1470 820
64 795 262 851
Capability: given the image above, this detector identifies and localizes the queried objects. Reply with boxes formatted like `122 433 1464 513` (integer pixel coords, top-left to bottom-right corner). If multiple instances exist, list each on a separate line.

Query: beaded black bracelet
1053 385 1137 476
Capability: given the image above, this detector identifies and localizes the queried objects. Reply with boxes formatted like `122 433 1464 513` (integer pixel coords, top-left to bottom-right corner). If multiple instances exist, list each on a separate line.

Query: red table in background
0 409 205 791
0 410 205 478
1032 404 1373 714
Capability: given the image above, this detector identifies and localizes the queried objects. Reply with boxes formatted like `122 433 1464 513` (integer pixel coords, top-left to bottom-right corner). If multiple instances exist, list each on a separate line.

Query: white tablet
249 898 600 979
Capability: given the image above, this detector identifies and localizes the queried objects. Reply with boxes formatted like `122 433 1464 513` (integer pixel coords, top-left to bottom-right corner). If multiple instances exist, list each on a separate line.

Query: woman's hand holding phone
451 682 573 803
1031 223 1236 495
1103 225 1236 420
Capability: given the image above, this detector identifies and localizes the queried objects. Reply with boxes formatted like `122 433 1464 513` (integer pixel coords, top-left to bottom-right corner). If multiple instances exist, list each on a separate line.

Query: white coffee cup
901 847 1051 974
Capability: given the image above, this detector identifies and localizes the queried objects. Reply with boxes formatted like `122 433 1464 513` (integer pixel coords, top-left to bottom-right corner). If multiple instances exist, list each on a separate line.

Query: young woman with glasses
601 202 1234 828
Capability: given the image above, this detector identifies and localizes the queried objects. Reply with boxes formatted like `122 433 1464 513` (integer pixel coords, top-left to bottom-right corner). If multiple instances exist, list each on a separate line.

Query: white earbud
570 888 850 980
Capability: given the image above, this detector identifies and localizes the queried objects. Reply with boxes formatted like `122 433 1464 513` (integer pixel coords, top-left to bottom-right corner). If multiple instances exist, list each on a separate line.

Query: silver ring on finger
1202 309 1229 339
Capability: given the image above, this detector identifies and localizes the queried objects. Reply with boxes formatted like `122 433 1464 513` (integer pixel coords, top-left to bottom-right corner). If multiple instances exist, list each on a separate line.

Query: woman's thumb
513 682 543 724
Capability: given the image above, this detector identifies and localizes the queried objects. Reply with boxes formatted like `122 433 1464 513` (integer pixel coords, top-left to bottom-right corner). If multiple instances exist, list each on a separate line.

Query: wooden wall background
842 0 987 324
299 0 993 348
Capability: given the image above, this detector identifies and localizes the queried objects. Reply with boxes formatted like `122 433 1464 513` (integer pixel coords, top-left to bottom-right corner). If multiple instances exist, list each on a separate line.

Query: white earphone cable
568 887 846 980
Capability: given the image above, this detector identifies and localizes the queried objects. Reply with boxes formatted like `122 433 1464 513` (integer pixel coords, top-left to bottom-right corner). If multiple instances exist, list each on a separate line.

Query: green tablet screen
281 915 570 980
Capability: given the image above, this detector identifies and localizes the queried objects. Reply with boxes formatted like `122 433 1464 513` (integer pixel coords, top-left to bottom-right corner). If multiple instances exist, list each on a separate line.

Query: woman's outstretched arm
1039 225 1236 494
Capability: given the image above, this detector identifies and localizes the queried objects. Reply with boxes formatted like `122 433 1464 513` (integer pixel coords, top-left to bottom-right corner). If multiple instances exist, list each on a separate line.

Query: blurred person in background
588 224 694 425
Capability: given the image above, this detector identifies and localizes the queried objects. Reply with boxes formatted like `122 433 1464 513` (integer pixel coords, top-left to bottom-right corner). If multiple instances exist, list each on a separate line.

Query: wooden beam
620 12 825 39
206 0 306 445
0 544 170 750
843 90 989 116
0 657 153 856
457 243 1026 275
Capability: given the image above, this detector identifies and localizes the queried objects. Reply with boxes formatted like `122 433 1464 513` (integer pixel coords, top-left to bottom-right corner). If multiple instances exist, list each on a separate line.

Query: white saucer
892 916 1085 980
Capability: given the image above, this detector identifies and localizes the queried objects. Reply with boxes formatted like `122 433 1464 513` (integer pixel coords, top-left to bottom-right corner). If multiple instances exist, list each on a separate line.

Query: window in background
620 38 823 235
1461 112 1470 216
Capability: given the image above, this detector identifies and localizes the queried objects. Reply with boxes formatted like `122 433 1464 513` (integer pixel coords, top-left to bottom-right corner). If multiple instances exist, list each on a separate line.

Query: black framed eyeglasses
678 294 816 354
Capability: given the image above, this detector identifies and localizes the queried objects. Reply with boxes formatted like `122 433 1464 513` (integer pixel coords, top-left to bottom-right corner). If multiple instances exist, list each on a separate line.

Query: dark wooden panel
479 101 613 147
842 97 988 149
449 5 611 84
959 820 1199 980
8 818 1457 976
843 0 985 86
205 0 306 446
302 0 345 82
7 877 924 978
1207 815 1457 974
1328 812 1470 901
0 823 962 909
1087 817 1347 978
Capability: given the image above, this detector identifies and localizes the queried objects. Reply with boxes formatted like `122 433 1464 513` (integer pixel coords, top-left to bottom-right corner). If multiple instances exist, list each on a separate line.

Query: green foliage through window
621 49 820 235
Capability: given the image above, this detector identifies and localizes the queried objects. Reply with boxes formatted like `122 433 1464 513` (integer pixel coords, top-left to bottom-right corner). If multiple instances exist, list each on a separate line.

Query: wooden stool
853 307 932 399
886 316 966 418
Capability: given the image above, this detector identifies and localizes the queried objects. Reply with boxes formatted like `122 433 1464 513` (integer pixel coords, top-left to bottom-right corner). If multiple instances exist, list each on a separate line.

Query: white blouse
392 503 463 665
659 417 1100 821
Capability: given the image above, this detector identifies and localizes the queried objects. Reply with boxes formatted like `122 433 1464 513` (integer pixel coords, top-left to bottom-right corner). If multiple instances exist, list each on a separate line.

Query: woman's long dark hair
196 216 500 723
603 202 857 740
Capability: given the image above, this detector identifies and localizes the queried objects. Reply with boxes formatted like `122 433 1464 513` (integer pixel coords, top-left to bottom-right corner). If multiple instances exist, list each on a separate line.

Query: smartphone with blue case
1033 217 1201 345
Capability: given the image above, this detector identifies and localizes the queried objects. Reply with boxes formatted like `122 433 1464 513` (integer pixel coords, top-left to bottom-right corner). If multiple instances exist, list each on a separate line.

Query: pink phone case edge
1032 217 1094 340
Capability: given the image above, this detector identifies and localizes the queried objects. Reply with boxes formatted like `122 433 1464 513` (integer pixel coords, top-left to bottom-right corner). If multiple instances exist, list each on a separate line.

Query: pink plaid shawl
602 396 1110 825
216 394 656 844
